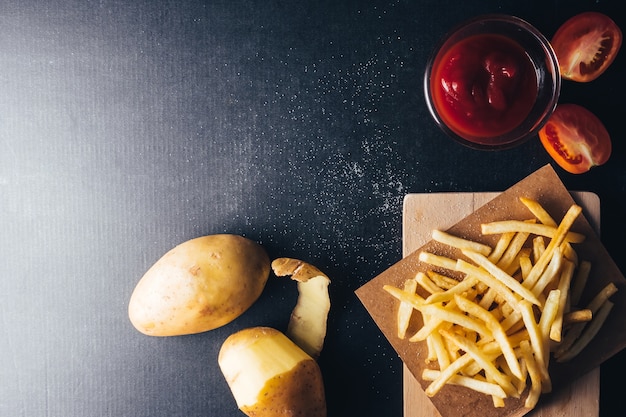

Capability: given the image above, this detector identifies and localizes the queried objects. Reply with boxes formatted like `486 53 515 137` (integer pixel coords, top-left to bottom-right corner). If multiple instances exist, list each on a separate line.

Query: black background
1 1 625 416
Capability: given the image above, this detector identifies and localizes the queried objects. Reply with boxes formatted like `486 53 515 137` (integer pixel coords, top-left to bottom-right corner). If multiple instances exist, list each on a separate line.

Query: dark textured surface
1 1 625 416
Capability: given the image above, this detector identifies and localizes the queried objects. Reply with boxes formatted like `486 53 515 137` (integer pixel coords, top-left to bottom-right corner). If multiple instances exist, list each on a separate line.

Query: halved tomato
539 104 611 174
551 12 622 82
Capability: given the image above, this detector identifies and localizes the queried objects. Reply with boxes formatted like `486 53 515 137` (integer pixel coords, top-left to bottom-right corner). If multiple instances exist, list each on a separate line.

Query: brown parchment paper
356 165 626 417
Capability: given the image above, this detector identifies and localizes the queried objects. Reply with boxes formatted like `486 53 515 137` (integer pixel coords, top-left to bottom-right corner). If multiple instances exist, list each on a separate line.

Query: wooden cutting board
402 191 600 417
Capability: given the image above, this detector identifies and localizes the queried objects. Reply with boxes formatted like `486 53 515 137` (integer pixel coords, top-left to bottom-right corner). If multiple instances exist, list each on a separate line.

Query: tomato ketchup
429 33 539 145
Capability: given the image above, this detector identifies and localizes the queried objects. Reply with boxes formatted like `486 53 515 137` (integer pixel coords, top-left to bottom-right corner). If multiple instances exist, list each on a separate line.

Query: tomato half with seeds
539 104 611 174
551 12 622 82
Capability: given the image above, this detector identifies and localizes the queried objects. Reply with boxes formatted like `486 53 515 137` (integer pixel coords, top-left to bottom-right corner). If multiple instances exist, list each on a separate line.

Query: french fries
384 197 617 411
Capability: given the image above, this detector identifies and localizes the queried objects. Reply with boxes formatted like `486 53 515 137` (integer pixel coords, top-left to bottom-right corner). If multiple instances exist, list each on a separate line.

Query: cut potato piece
272 258 331 358
219 327 326 417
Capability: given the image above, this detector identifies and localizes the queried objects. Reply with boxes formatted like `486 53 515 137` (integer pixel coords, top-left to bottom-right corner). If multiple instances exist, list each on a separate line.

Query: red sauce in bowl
430 34 538 143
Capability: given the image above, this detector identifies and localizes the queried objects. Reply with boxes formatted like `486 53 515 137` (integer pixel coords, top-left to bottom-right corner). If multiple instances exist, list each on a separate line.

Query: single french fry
491 394 505 408
519 255 533 280
537 289 560 392
397 278 418 339
424 330 435 361
481 220 585 243
539 290 561 341
519 197 557 227
429 330 451 369
586 282 619 313
519 300 549 382
563 309 592 325
519 340 542 409
532 236 545 264
432 229 492 255
419 251 458 271
513 353 529 395
550 260 575 342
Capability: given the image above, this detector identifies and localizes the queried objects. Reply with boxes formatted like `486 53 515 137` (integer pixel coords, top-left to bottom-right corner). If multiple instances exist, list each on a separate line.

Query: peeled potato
218 327 326 417
128 234 270 336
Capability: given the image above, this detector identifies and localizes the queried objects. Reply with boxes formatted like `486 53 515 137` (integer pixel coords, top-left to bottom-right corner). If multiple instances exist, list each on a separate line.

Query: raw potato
218 327 326 417
271 258 331 358
128 234 270 336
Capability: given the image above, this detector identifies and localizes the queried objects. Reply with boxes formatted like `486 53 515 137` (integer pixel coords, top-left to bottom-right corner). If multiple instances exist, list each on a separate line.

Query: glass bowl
424 14 561 150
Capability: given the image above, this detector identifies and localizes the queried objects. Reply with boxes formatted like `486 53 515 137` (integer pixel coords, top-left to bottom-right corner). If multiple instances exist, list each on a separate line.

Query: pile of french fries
384 197 617 410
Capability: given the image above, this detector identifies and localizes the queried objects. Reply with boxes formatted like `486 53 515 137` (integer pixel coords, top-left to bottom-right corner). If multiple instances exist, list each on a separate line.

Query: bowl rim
423 14 561 151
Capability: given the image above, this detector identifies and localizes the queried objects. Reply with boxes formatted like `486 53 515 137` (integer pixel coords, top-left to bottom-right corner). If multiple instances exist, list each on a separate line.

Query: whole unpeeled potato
128 234 270 336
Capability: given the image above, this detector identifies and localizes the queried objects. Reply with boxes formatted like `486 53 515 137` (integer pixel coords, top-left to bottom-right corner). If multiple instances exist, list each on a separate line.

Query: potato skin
240 359 326 417
128 234 270 336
